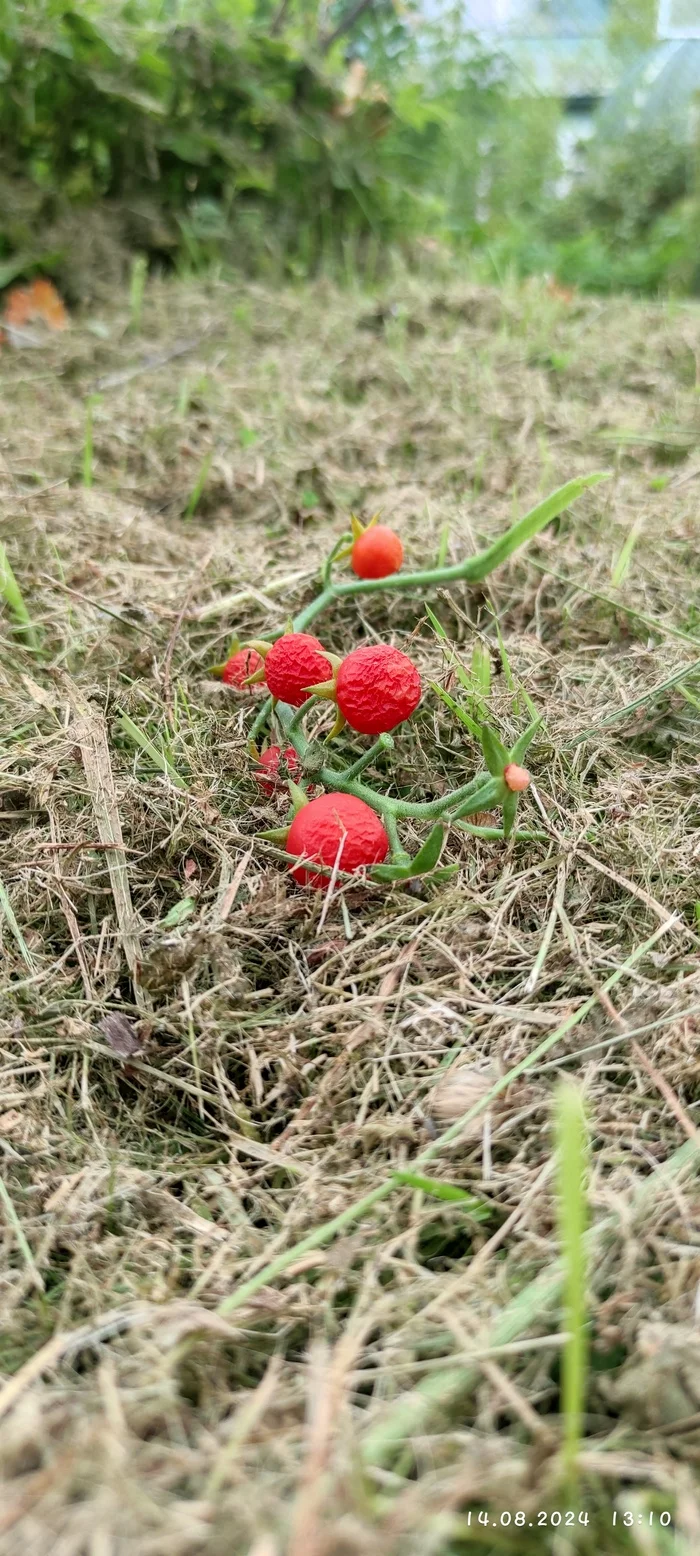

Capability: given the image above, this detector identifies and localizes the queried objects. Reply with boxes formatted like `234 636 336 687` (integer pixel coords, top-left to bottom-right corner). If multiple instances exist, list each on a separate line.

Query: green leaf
0 870 35 970
288 780 309 812
372 824 446 882
183 451 213 520
431 682 481 740
502 789 518 838
466 472 611 583
0 541 39 650
371 862 416 882
509 714 543 763
159 896 196 929
393 1171 490 1213
611 518 643 589
409 823 446 875
480 723 508 777
555 1082 590 1482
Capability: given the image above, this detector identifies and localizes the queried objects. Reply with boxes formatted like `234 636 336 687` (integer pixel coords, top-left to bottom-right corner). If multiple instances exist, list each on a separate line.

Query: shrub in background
0 0 562 291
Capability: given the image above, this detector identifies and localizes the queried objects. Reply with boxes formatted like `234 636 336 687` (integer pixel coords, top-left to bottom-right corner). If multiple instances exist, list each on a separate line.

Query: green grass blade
183 450 213 519
0 1176 44 1292
492 611 516 690
362 1132 698 1470
471 641 491 696
117 713 188 790
567 654 700 746
431 682 481 739
424 603 448 641
555 1081 589 1484
159 895 196 928
0 541 39 651
83 396 97 488
129 253 148 332
436 524 450 566
611 517 642 589
392 1171 489 1212
217 918 673 1321
678 683 700 712
0 871 36 970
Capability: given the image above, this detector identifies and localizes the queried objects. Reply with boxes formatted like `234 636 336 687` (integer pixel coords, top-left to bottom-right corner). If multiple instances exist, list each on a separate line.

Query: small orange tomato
351 524 403 580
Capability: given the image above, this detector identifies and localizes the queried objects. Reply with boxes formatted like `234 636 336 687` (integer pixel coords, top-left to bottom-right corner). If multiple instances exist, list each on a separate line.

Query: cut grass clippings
1 269 700 1554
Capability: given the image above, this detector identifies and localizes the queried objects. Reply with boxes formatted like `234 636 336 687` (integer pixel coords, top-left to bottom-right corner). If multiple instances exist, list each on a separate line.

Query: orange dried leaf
3 286 33 327
28 278 69 329
2 277 69 331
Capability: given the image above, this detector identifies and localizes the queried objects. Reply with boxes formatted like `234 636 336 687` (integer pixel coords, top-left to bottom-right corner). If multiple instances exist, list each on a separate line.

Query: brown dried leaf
99 1012 143 1059
427 1059 500 1135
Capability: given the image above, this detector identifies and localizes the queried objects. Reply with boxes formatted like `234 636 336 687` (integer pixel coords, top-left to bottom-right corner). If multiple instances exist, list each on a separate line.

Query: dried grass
1 266 700 1552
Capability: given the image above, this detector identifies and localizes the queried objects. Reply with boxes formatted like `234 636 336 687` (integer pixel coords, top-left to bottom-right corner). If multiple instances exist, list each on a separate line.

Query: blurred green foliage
0 0 395 281
607 0 657 63
488 123 700 298
2 0 700 298
0 0 561 291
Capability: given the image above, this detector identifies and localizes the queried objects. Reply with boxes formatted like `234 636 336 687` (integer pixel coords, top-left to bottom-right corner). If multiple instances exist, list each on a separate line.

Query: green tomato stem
249 477 605 750
250 694 274 742
383 810 408 863
342 733 394 782
287 474 608 638
321 533 351 590
455 822 548 841
276 700 504 823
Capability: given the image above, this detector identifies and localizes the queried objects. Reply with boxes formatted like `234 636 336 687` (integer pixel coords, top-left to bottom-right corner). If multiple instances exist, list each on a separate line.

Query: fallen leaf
99 1012 143 1059
31 278 69 327
427 1059 500 1135
2 278 69 332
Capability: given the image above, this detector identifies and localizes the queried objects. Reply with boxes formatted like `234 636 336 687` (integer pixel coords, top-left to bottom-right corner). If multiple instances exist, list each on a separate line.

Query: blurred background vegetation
3 0 700 299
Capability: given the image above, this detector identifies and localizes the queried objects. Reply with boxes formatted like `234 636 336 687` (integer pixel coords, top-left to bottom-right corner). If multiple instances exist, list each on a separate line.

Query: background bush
2 0 700 298
0 0 562 294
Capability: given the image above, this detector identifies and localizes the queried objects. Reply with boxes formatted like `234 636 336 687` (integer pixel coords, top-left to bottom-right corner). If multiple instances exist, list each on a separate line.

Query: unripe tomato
503 763 530 792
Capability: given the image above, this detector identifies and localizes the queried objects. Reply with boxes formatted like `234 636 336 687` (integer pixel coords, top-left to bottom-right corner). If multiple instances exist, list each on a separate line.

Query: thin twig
93 334 209 393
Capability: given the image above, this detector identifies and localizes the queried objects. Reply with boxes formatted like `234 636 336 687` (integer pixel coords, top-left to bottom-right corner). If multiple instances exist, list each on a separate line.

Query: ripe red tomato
351 525 403 580
221 647 265 691
336 644 421 735
264 633 333 707
255 745 302 795
287 792 388 888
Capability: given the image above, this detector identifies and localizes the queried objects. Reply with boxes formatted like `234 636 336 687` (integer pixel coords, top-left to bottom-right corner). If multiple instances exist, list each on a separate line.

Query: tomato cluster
217 516 532 890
